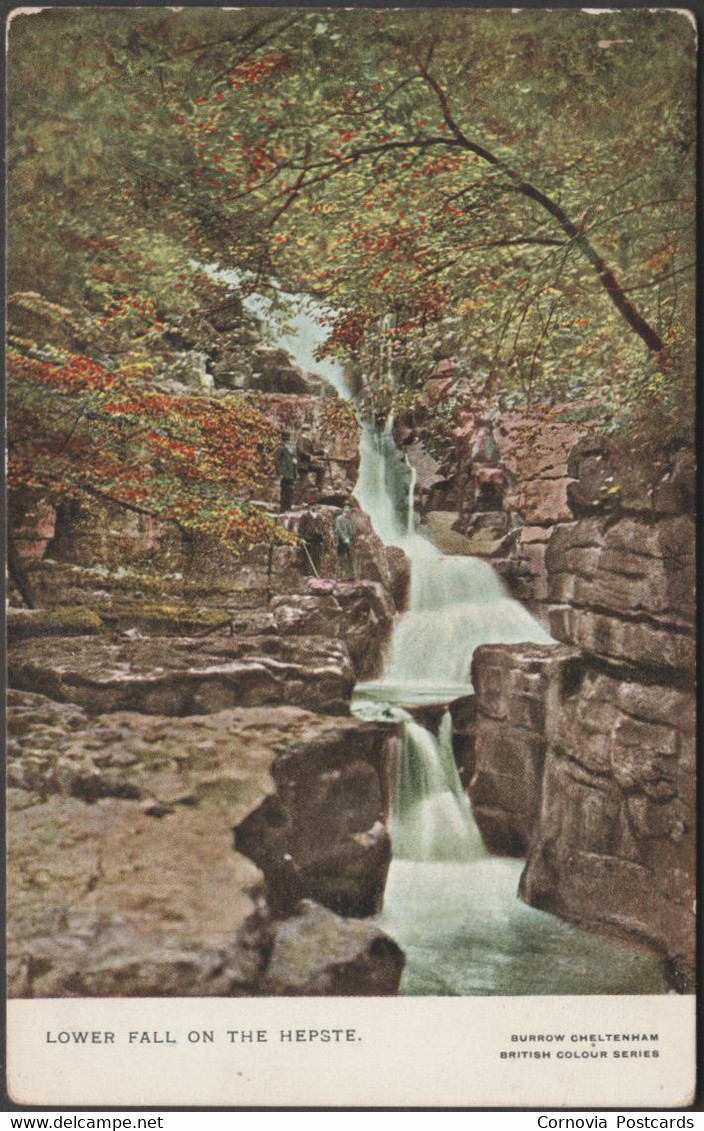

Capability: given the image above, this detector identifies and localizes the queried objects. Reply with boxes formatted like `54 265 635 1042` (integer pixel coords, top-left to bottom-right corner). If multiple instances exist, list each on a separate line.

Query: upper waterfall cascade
353 424 552 704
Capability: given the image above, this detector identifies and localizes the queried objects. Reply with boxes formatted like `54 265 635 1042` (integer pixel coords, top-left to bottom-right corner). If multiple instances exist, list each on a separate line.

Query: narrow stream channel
259 296 667 996
351 425 668 997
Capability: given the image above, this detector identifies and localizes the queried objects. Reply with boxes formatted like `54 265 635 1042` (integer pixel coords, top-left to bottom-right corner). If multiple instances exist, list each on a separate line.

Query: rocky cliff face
7 375 408 998
470 643 580 857
470 435 696 987
397 400 598 610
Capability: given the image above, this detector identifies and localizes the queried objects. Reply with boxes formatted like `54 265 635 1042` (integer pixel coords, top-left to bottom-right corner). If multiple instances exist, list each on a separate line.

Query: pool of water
378 858 669 997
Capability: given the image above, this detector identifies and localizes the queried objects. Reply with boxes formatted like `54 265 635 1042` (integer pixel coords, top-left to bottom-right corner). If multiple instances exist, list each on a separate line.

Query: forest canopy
7 6 697 522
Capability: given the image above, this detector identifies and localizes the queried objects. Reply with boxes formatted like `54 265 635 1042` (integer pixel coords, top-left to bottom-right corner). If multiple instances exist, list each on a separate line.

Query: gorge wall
469 435 696 987
396 396 601 613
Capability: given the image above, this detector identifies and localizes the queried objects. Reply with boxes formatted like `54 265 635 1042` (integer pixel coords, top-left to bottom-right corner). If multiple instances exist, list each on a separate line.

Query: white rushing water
218 288 666 996
350 419 667 996
393 712 485 863
354 425 552 705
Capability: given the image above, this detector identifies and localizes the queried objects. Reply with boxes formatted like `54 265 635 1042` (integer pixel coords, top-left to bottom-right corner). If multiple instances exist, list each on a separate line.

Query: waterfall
354 423 551 705
394 713 485 863
354 421 665 997
213 289 665 998
352 420 551 867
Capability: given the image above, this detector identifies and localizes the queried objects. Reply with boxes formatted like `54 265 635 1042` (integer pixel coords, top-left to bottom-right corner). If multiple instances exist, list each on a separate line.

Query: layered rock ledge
8 691 403 997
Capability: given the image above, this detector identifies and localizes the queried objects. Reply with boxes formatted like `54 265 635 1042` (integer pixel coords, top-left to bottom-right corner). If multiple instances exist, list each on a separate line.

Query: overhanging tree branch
415 58 665 354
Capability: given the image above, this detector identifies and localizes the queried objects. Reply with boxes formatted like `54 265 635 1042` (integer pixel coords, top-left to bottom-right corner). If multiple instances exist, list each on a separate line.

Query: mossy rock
101 604 232 635
554 404 604 424
7 607 105 643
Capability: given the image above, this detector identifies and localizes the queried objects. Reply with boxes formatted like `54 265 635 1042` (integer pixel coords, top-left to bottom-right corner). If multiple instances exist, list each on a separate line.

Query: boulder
162 350 215 391
240 901 405 996
235 719 401 917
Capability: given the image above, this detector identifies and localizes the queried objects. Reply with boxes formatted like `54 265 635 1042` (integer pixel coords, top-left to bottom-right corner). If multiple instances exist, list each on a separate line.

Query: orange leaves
226 50 291 90
9 350 117 393
320 311 371 355
321 399 360 447
8 346 285 549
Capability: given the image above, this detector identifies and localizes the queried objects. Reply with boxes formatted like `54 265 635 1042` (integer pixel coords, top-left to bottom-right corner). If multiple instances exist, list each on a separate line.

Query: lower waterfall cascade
350 424 668 996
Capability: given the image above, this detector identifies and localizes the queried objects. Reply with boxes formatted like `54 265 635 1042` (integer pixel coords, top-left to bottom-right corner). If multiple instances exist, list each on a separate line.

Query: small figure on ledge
274 430 297 512
335 502 356 580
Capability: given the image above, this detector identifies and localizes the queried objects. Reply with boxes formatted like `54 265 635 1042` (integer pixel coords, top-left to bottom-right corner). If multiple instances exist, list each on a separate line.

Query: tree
8 8 695 430
7 335 292 574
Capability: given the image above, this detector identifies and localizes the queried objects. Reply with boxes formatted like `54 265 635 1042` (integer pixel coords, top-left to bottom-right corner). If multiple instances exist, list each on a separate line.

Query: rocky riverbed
8 372 411 997
7 333 696 996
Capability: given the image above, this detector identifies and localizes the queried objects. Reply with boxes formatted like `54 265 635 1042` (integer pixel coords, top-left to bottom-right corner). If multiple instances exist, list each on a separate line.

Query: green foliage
8 7 695 440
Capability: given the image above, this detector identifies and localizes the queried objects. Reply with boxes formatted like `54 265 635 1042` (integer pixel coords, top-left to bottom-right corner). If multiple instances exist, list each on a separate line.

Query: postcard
5 5 696 1109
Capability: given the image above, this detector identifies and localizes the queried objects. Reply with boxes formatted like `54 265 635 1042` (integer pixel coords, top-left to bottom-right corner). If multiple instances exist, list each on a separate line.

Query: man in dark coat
299 498 325 576
335 503 356 579
275 430 297 512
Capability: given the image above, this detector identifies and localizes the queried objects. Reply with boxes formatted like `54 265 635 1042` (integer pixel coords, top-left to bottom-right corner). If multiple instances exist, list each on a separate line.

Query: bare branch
413 57 665 354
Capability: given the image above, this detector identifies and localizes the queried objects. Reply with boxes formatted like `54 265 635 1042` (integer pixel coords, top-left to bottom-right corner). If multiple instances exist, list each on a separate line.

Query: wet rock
235 720 400 918
567 436 694 520
350 510 411 605
472 643 696 978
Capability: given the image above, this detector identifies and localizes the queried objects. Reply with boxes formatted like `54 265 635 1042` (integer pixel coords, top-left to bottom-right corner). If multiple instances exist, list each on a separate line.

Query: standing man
275 430 297 512
299 498 324 577
335 502 356 580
